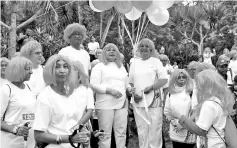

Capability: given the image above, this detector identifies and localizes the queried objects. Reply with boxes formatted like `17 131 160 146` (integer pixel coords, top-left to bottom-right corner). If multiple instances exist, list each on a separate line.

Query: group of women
1 22 236 148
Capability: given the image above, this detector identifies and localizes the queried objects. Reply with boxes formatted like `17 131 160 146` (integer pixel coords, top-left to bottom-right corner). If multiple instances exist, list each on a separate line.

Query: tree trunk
8 1 17 59
100 12 103 43
77 2 83 24
100 13 115 48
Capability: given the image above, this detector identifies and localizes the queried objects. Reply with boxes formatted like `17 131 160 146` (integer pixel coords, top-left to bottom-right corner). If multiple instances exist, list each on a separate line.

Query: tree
1 1 44 58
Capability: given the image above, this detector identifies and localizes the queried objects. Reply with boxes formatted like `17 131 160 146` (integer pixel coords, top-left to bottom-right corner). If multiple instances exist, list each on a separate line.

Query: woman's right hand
16 126 31 137
71 132 89 143
134 94 143 103
106 88 122 99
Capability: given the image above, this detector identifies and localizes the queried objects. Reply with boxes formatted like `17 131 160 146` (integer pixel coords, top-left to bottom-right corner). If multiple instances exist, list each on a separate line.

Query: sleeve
88 43 91 50
90 64 107 93
128 61 135 84
86 88 95 109
196 101 216 131
156 60 168 80
164 94 173 121
1 85 11 120
122 66 131 89
96 42 100 49
33 91 51 132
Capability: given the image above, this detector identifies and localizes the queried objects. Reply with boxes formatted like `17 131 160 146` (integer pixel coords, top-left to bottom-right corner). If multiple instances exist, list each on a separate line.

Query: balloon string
135 14 142 44
137 14 147 43
121 17 134 47
140 19 150 40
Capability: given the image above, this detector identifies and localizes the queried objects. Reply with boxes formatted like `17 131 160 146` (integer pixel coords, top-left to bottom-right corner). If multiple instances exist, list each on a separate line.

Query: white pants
134 107 163 148
96 108 127 148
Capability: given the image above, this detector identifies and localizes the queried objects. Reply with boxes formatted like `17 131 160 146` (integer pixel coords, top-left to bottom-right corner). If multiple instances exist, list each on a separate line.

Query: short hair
5 56 33 82
43 54 75 92
188 61 199 70
168 69 193 94
20 40 42 59
0 57 10 64
137 38 155 54
101 43 122 68
63 23 87 43
72 61 89 88
195 62 216 76
195 69 234 116
159 54 169 61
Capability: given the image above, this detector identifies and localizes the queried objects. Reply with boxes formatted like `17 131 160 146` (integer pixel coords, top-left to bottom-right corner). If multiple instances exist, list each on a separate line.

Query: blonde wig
20 40 42 59
5 56 33 82
63 23 87 43
195 62 216 76
0 57 10 64
168 69 193 94
101 43 122 68
43 54 75 92
195 69 234 115
72 61 89 88
137 38 155 55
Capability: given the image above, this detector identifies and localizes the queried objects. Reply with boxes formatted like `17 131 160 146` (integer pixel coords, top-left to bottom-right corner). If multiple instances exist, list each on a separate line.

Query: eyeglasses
70 34 83 39
25 66 32 71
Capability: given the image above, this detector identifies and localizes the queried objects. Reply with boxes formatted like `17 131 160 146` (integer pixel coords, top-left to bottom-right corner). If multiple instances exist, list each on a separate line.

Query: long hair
5 56 33 82
72 61 90 88
101 43 122 68
195 69 234 116
43 54 75 92
168 69 193 94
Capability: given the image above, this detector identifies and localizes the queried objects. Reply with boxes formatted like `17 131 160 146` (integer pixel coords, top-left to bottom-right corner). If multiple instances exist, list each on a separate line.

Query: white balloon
147 5 169 26
153 0 174 9
89 0 103 12
125 7 143 21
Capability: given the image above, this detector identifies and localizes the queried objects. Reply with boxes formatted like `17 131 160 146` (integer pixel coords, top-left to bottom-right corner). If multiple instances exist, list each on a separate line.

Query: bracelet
56 135 62 144
12 126 19 135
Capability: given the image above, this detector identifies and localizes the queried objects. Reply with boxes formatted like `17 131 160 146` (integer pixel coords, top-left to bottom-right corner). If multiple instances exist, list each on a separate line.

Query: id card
22 113 35 120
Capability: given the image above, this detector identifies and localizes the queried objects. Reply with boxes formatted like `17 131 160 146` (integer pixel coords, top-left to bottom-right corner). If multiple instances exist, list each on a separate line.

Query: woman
0 57 10 86
90 43 132 148
20 40 45 97
167 69 235 148
128 38 168 148
59 23 90 76
91 48 103 69
203 47 215 65
33 54 94 148
164 69 195 148
1 56 35 148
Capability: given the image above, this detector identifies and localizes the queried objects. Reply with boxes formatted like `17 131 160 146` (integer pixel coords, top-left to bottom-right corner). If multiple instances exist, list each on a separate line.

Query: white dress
1 83 36 148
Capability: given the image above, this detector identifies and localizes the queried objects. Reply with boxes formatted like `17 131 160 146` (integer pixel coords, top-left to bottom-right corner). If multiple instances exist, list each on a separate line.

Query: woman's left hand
144 85 153 94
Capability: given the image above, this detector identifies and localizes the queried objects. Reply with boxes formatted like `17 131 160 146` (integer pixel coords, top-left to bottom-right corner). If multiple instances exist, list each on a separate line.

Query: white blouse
90 62 129 109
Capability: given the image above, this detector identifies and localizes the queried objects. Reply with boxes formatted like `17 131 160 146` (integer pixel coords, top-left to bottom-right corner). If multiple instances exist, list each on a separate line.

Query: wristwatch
12 126 20 135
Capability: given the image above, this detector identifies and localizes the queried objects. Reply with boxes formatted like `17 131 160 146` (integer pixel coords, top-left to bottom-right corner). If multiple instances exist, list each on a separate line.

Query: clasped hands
133 85 154 103
106 87 136 99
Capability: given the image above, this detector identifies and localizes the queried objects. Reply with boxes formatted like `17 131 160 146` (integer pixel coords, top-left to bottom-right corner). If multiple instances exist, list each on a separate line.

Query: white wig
20 40 42 59
101 43 122 68
43 54 75 92
195 69 234 116
72 61 89 88
63 23 87 43
5 56 32 82
168 69 193 94
137 38 155 55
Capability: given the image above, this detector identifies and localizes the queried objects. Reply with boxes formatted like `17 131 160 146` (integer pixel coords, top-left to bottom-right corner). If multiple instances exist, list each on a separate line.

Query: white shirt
90 62 129 109
164 90 192 143
88 42 100 55
163 64 174 88
1 77 10 87
129 57 167 107
196 97 226 148
229 60 237 81
25 65 45 96
203 53 214 65
33 85 94 148
59 46 91 76
1 83 36 148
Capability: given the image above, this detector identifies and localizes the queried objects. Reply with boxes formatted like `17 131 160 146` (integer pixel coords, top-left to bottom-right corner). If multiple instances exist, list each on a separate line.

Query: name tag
22 113 35 120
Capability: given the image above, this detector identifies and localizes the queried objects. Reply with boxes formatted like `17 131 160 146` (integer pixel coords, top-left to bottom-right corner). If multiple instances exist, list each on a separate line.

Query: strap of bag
209 100 228 146
2 84 11 121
